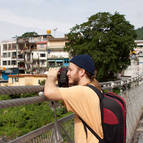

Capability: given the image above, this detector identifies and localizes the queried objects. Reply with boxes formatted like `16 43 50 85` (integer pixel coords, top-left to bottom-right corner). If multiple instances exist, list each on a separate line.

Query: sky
0 0 143 42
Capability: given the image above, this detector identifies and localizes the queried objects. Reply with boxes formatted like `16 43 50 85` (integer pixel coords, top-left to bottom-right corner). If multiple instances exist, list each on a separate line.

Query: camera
57 67 69 87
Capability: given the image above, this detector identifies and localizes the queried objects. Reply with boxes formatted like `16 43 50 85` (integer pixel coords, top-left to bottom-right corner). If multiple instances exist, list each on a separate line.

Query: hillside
135 27 143 40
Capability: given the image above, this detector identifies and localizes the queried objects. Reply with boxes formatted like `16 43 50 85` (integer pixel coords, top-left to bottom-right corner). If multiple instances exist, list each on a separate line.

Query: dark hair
85 71 102 91
85 71 96 80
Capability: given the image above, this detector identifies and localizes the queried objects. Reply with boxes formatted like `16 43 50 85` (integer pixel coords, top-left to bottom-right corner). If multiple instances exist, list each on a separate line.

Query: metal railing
9 114 74 143
0 75 143 143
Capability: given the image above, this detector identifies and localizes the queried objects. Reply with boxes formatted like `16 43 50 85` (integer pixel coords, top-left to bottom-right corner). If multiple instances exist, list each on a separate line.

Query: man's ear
79 68 86 77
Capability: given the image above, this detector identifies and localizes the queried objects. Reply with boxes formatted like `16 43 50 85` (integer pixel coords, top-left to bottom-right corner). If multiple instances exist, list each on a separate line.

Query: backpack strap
79 116 104 143
79 84 104 143
86 84 104 122
86 84 104 102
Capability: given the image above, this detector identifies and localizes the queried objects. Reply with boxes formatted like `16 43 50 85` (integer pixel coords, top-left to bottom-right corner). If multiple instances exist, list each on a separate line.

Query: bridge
0 75 143 143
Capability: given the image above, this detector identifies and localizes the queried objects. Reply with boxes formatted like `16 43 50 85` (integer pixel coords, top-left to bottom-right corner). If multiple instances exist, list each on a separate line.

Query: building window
12 52 16 58
57 61 63 66
8 44 11 50
48 61 55 67
12 44 16 50
38 80 41 84
12 61 16 65
39 44 46 49
3 53 7 58
3 44 7 51
40 53 45 57
3 61 7 65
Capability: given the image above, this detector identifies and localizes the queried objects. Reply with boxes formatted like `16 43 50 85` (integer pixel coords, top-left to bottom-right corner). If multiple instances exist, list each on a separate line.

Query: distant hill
135 27 143 40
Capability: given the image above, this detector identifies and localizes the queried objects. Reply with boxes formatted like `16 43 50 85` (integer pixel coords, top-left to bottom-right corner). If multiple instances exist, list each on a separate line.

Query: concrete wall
121 79 143 143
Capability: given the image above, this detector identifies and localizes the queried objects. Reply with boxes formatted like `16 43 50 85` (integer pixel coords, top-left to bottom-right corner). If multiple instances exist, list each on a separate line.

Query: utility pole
53 28 58 37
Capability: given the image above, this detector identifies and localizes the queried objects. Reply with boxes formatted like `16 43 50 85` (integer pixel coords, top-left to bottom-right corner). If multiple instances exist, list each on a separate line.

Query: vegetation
19 32 38 38
65 12 136 81
135 27 143 40
0 94 69 140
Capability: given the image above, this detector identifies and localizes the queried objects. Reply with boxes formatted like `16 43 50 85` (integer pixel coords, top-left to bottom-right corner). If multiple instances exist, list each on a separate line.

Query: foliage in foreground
0 94 68 140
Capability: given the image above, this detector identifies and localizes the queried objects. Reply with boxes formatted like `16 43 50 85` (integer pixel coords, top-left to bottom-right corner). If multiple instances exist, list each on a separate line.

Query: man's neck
78 77 91 86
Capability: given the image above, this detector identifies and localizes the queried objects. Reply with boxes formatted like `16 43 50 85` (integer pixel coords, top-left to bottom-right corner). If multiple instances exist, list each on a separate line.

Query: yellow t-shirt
59 85 103 143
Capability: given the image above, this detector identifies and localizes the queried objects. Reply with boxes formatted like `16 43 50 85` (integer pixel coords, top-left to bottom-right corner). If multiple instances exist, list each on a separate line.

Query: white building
47 37 69 67
0 40 17 69
124 40 143 77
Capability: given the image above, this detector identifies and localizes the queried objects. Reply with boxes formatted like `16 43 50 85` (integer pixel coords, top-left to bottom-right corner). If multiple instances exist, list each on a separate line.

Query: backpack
79 84 126 143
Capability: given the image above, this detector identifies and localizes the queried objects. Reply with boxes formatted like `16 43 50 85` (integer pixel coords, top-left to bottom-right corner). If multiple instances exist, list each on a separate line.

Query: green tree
135 27 143 40
65 12 137 81
20 32 38 38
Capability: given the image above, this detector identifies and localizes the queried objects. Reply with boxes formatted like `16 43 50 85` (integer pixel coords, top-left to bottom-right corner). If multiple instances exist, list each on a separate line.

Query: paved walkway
132 114 143 143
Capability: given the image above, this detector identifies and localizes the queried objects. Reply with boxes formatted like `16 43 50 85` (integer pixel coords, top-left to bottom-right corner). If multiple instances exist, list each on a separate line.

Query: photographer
44 54 103 143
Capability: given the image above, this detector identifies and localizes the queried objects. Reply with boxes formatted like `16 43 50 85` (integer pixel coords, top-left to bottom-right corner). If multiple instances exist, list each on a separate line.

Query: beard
68 77 80 86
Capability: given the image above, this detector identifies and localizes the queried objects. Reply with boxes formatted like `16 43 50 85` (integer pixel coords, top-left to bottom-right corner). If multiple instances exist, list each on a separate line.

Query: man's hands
44 67 63 101
47 67 60 83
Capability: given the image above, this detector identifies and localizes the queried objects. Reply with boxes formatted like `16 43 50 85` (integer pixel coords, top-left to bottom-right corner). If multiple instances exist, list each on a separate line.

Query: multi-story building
123 40 143 77
17 35 48 74
0 33 69 80
134 40 143 54
0 40 19 80
47 37 69 67
0 40 17 69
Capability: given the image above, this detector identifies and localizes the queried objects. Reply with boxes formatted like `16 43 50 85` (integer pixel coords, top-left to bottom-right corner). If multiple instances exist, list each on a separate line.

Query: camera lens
57 67 69 87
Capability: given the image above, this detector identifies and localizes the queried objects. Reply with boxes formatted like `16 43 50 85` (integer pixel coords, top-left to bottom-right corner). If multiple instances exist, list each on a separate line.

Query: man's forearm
44 74 63 101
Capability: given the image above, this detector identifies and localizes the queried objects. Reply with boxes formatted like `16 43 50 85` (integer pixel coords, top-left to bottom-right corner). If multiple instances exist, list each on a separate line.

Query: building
0 40 19 80
17 35 48 74
47 37 69 67
124 40 143 77
8 74 46 86
0 33 69 80
134 40 143 54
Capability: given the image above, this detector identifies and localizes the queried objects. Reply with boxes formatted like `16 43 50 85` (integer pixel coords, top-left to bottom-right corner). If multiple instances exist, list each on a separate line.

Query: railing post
110 82 114 92
51 101 63 143
120 80 124 96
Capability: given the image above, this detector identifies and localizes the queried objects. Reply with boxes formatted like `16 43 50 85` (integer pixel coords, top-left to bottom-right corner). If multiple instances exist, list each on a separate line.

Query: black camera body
57 67 69 87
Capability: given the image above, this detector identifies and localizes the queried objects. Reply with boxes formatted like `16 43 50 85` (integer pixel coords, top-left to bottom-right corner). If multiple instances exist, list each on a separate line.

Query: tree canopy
65 12 137 81
20 32 38 38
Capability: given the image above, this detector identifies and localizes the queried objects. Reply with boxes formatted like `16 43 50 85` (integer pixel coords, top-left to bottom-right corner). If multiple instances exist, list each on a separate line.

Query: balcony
17 58 24 61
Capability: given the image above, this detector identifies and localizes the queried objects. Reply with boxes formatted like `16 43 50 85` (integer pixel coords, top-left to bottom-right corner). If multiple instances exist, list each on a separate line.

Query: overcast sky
0 0 142 42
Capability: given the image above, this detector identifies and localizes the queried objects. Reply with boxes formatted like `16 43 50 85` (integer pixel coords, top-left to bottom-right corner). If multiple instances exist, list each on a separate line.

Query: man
44 54 103 143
